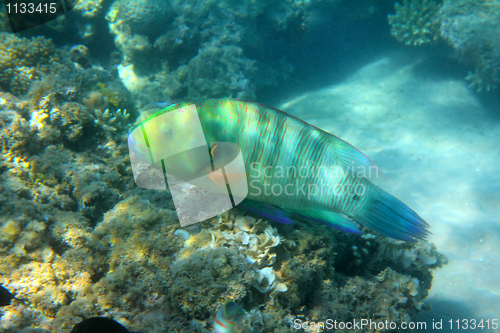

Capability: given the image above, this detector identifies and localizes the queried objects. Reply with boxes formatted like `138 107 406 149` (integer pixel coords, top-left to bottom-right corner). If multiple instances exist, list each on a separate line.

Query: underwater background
0 0 498 332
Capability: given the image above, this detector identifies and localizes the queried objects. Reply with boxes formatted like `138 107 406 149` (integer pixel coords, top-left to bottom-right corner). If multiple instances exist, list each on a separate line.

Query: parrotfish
214 301 246 333
128 98 430 242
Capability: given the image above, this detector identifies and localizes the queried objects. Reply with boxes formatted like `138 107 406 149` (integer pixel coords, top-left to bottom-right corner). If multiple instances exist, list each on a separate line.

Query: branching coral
388 0 441 46
92 108 130 135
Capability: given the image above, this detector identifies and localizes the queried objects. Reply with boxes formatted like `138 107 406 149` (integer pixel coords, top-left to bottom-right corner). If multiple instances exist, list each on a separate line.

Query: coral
208 215 281 268
0 33 59 96
439 0 500 91
1 112 39 156
0 192 180 332
113 33 152 70
0 218 22 244
3 68 135 153
374 268 426 313
388 0 441 46
93 82 129 110
82 91 109 112
47 195 183 332
376 239 448 272
74 0 105 19
40 102 96 145
26 59 134 114
69 45 91 69
20 98 130 150
168 214 286 319
0 181 448 333
107 0 307 100
10 66 41 96
92 108 130 136
389 0 500 91
169 246 255 319
108 0 174 36
165 44 257 100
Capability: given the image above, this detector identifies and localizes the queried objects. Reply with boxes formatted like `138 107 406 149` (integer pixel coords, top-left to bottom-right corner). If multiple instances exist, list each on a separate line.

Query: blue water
0 1 499 332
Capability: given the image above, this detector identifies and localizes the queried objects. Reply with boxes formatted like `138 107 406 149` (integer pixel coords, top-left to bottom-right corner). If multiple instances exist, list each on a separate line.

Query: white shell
174 229 190 240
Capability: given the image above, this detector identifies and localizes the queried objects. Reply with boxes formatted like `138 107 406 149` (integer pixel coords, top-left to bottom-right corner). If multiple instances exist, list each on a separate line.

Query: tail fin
355 187 431 242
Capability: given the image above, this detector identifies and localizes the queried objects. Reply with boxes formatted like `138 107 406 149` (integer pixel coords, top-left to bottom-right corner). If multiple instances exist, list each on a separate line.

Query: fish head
128 102 248 205
128 103 210 181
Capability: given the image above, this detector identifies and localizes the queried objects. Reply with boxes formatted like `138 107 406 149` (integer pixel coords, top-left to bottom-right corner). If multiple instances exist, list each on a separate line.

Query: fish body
214 301 246 333
128 98 430 242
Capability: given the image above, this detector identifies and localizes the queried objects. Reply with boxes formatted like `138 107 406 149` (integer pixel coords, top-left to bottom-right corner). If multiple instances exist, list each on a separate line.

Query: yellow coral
75 0 104 18
0 219 22 243
0 33 58 95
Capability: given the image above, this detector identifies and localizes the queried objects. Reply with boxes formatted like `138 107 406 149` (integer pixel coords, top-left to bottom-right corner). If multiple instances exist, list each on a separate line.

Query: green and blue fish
128 98 430 242
214 301 246 333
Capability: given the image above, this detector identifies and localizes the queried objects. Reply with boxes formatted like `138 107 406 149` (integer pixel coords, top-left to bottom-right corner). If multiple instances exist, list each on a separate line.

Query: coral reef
439 0 500 91
106 0 308 102
388 0 441 46
0 33 59 95
0 161 448 333
0 45 136 223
